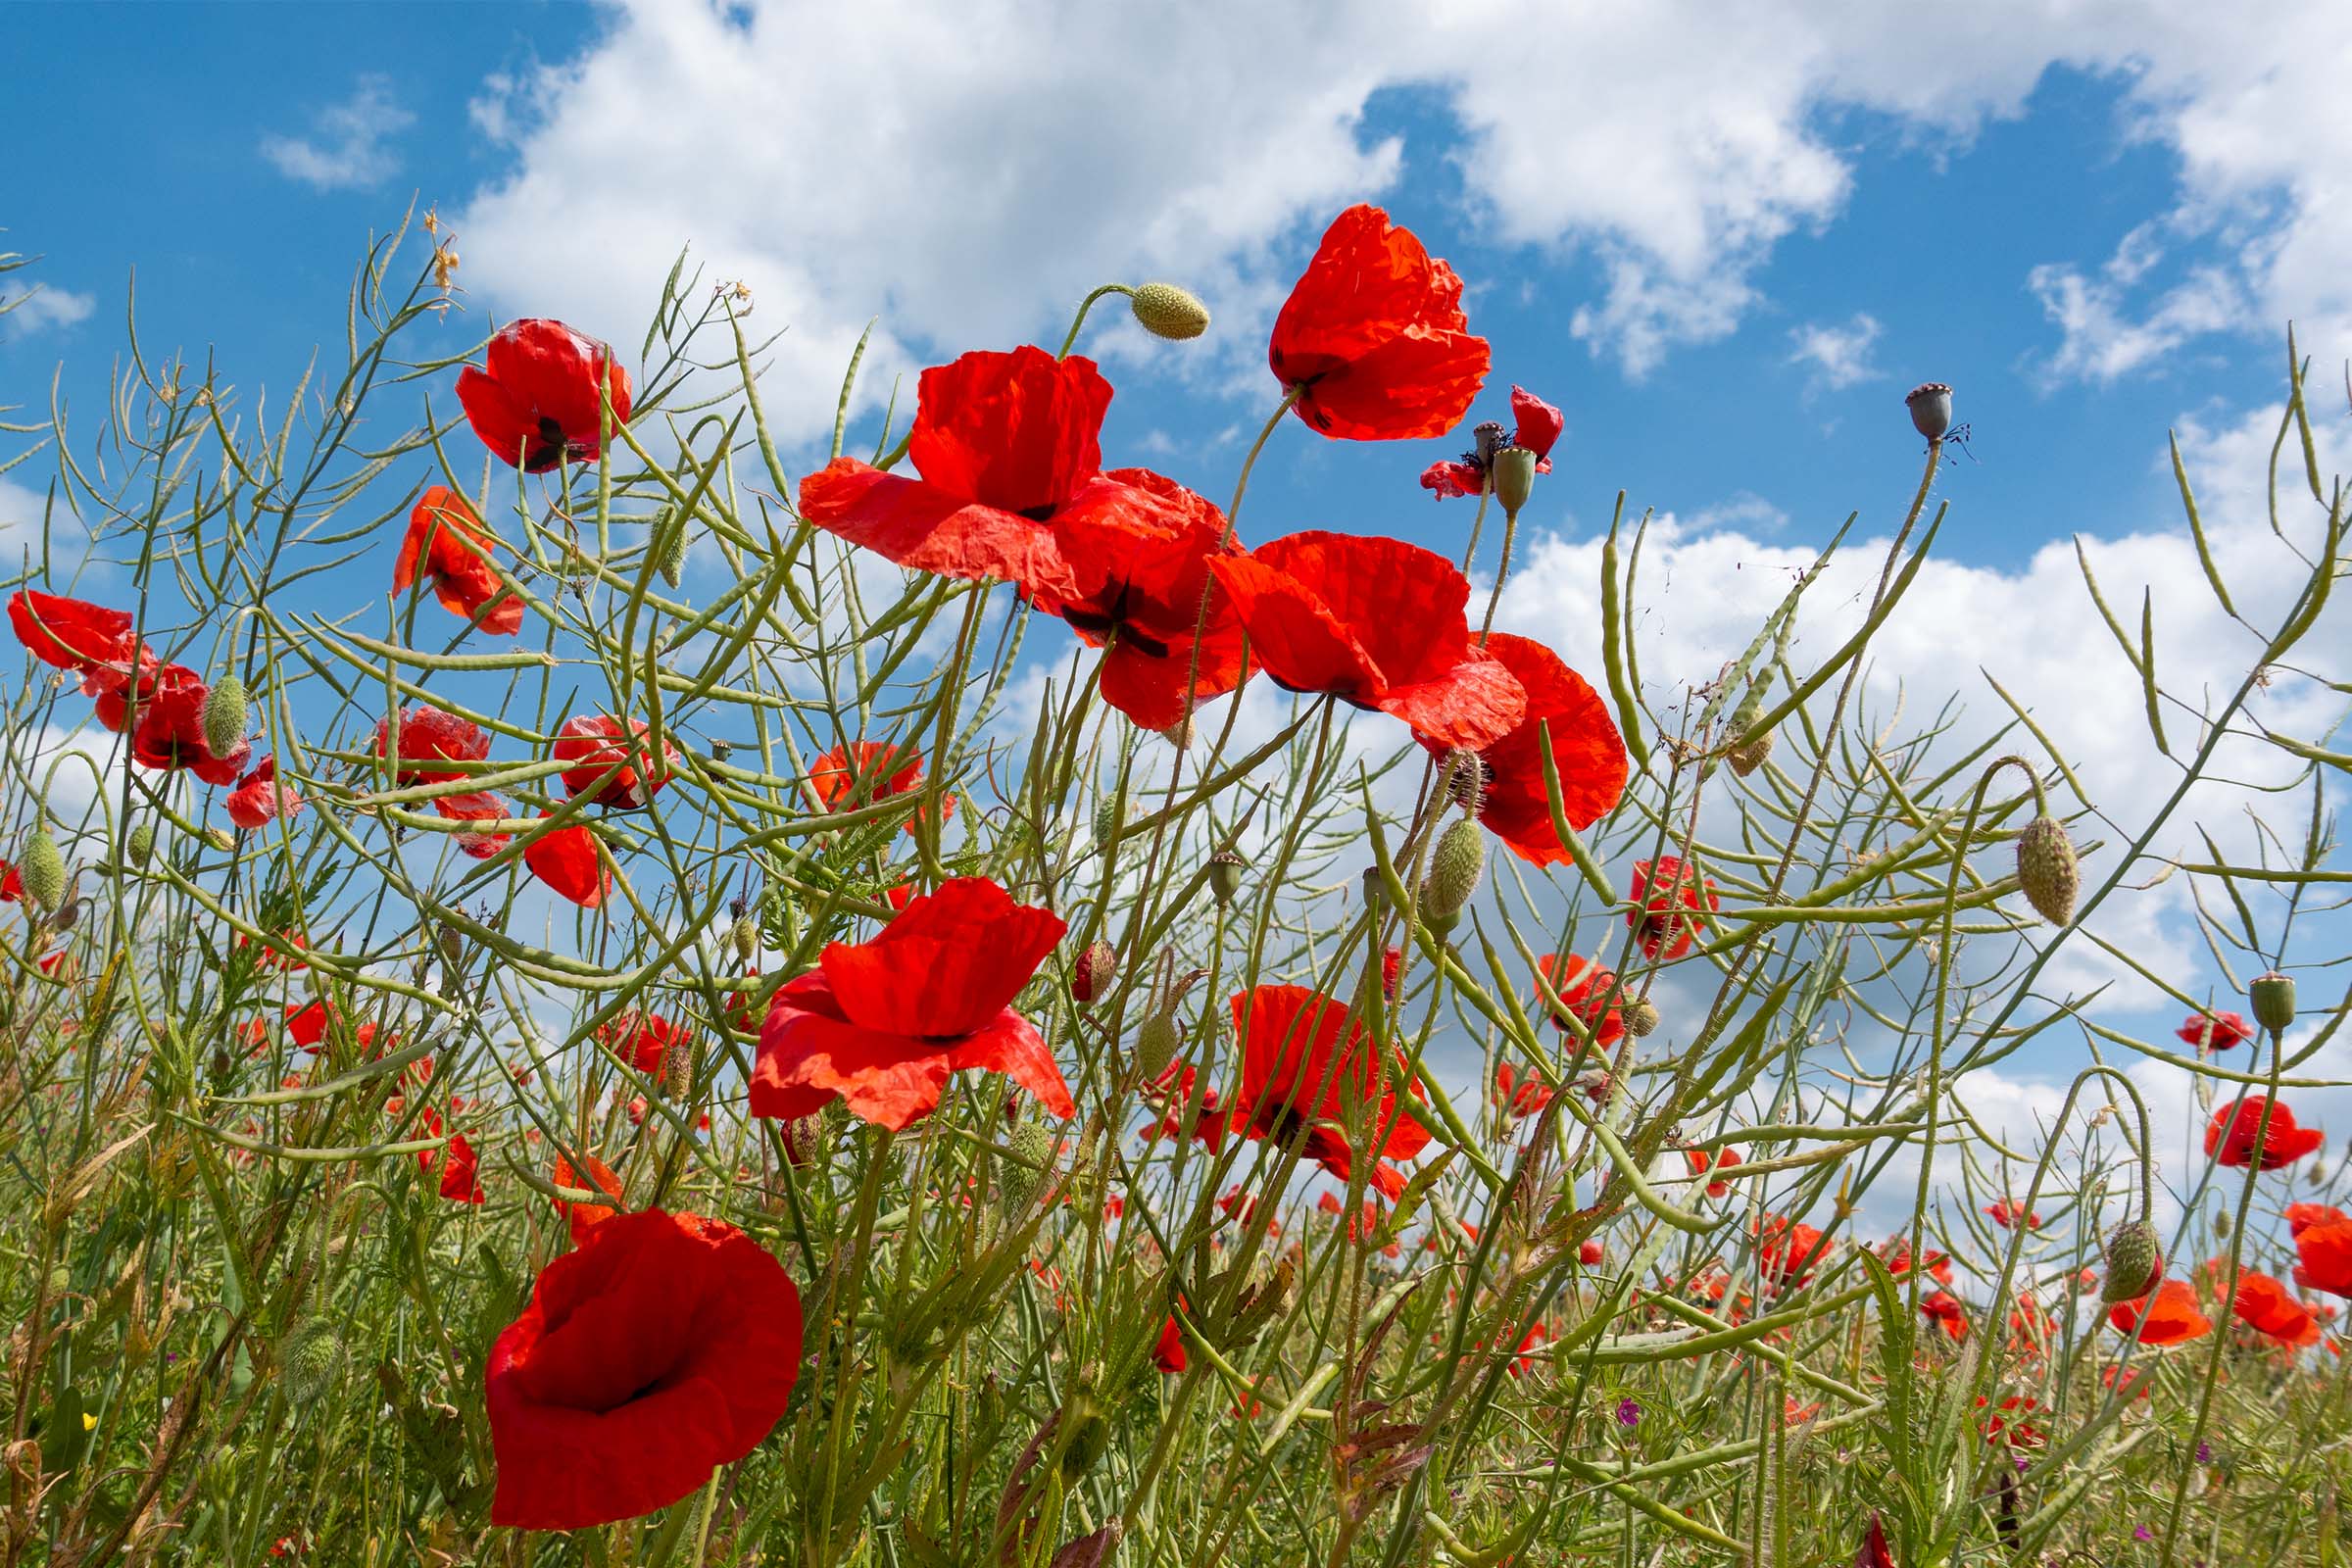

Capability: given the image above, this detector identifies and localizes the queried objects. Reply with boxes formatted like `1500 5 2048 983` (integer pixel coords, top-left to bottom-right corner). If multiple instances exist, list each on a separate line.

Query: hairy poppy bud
999 1119 1055 1213
1135 1008 1180 1082
2100 1219 2163 1303
1624 998 1660 1038
202 674 248 760
1071 939 1117 1004
124 821 154 868
1160 713 1196 751
1491 445 1538 515
1094 798 1128 856
731 910 760 965
1128 282 1210 342
654 509 690 590
2016 814 2078 928
2211 1207 2231 1239
2250 970 2296 1036
1206 851 1246 909
20 830 65 911
280 1320 345 1404
1726 700 1773 778
1905 382 1953 442
1421 817 1485 925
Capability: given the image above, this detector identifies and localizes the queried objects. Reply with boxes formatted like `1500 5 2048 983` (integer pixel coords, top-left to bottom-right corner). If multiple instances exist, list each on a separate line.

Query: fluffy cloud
2 284 94 338
1788 314 1885 392
262 75 416 191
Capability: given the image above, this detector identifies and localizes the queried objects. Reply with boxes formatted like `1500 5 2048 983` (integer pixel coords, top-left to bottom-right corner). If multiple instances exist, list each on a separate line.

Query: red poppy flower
1207 531 1525 751
1535 954 1624 1047
2295 1218 2352 1298
416 1109 485 1205
1975 1394 2042 1448
2108 1279 2212 1346
127 664 250 785
522 811 609 908
2205 1096 2325 1169
458 318 632 473
1267 204 1489 442
394 486 522 635
2289 1203 2348 1237
7 589 139 670
1629 857 1718 960
1921 1291 1969 1342
1755 1215 1833 1286
1413 633 1625 866
798 346 1109 598
1984 1200 2042 1230
1153 1309 1188 1374
551 1154 624 1247
1037 467 1250 730
0 860 19 902
1143 1062 1230 1152
1686 1147 1741 1199
373 705 491 786
1229 984 1432 1200
486 1208 802 1530
1880 1242 1955 1287
2177 1009 2253 1051
430 788 513 858
1578 1238 1604 1266
225 756 304 830
550 714 676 809
2233 1270 2321 1347
598 1010 688 1076
284 999 341 1053
1493 1060 1553 1118
1419 386 1565 499
750 878 1071 1131
1504 1320 1549 1378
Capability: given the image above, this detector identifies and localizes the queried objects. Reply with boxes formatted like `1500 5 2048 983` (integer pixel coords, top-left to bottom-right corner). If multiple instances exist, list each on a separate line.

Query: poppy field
0 205 2347 1567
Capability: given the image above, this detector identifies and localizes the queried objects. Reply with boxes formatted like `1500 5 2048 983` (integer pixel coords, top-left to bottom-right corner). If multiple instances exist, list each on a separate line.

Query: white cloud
261 75 416 191
1787 313 1884 391
2 285 94 337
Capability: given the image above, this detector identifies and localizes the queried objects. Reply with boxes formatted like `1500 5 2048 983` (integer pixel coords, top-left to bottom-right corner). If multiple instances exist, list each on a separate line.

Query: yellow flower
80 1412 97 1431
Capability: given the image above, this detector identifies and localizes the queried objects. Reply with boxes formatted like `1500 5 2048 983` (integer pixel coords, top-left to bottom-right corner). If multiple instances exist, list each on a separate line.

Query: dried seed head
1905 382 1954 441
2100 1219 2163 1303
1726 700 1772 777
1421 817 1486 924
1135 1008 1180 1082
1128 282 1211 342
1206 851 1247 909
20 830 65 911
203 674 248 760
1491 445 1538 514
1624 998 1661 1038
1071 939 1118 1005
2016 815 2079 928
2249 970 2297 1036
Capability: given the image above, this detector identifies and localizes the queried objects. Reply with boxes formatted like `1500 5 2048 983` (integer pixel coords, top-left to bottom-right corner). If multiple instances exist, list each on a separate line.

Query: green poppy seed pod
1491 444 1538 515
20 830 65 911
1071 939 1117 1005
279 1320 344 1405
710 737 734 763
2017 815 2079 928
731 911 760 965
2100 1219 2163 1304
1128 282 1210 342
2250 970 2296 1036
125 821 154 867
1206 851 1246 909
1905 382 1953 441
999 1119 1056 1213
655 509 689 590
2211 1207 2231 1239
202 675 248 760
1422 817 1486 923
1624 998 1660 1038
1135 1008 1180 1081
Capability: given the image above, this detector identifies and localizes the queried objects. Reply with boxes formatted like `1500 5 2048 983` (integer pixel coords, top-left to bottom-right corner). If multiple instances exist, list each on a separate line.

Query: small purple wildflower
1615 1397 1642 1429
2196 1442 2214 1464
2133 1527 2155 1542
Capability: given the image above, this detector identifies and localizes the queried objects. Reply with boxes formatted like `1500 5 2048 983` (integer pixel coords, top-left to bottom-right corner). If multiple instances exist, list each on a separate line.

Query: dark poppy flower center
1061 583 1172 659
525 415 570 471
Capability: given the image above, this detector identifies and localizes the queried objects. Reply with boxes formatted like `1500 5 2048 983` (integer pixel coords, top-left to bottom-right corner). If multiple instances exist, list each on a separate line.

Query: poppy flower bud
1128 282 1210 342
2250 971 2296 1036
19 830 65 911
2211 1207 2230 1239
280 1320 345 1404
2100 1219 2163 1303
1421 817 1485 925
1726 700 1773 778
654 509 690 590
1491 445 1538 515
1905 382 1953 442
2016 814 2079 928
1206 851 1247 908
731 910 760 965
999 1119 1055 1213
1624 998 1660 1038
1135 1008 1180 1082
1159 713 1197 751
125 821 153 868
1094 798 1128 856
1071 939 1118 1004
1054 1388 1114 1479
203 675 248 760
204 827 236 853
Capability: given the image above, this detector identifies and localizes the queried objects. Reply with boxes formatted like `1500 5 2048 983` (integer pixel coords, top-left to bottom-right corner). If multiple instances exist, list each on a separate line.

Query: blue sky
5 2 2348 1206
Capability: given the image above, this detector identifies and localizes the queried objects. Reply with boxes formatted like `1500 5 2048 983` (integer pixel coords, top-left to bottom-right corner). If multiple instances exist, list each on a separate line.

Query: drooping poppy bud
2016 813 2079 928
1129 282 1210 342
19 830 65 911
1206 851 1246 908
2212 1207 2231 1239
1905 382 1953 441
1135 1007 1180 1082
2101 1219 2163 1303
1071 940 1118 1005
202 674 248 760
1421 817 1485 928
1624 997 1660 1038
2250 971 2297 1037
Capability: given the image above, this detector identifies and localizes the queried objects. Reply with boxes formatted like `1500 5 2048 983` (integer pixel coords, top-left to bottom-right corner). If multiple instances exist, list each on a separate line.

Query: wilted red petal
7 589 138 670
523 812 608 908
394 486 522 635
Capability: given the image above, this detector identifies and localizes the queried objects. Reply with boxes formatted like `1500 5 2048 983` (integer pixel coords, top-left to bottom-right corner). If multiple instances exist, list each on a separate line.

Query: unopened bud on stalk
731 909 760 966
1071 939 1117 1005
2211 1207 2231 1239
203 675 248 760
1905 382 1953 442
654 510 690 590
1491 445 1538 515
2100 1218 2163 1303
2250 970 2296 1036
1624 998 1660 1038
1128 282 1211 342
1726 700 1773 778
125 821 153 867
2016 813 2079 928
20 830 65 911
280 1320 345 1404
1135 1007 1180 1081
1206 851 1246 908
204 827 236 853
1159 713 1196 751
1094 798 1128 856
999 1119 1055 1212
1421 817 1486 926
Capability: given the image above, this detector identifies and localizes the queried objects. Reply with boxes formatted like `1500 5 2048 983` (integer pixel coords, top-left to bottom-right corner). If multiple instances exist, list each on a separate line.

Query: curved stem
1226 385 1302 536
1056 283 1133 360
